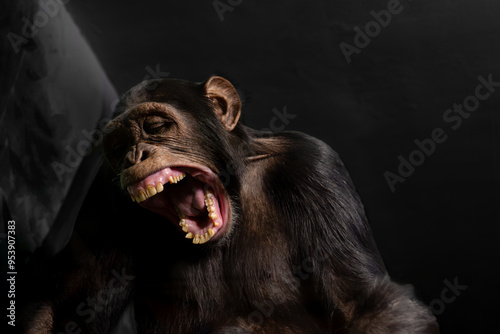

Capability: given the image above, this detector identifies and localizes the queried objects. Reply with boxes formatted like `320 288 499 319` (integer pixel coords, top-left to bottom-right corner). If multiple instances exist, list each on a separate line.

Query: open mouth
125 166 230 244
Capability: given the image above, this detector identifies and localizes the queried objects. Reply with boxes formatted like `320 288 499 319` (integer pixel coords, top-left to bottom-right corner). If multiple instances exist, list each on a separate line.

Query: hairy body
20 76 439 334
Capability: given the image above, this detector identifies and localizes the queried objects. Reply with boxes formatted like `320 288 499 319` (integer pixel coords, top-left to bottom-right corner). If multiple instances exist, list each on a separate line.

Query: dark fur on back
19 77 439 334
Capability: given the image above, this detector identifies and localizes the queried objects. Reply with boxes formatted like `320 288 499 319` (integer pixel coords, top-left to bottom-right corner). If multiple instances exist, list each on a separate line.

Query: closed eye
143 116 174 135
145 121 171 135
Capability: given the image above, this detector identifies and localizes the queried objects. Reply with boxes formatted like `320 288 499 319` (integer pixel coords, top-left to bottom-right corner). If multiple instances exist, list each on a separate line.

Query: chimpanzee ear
203 76 241 131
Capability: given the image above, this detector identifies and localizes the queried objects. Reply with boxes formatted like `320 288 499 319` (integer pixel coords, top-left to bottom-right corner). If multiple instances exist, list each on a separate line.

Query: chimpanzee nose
125 142 153 166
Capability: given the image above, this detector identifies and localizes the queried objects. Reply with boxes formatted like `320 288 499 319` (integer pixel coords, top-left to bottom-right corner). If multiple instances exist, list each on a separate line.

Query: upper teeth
169 175 185 184
129 173 185 203
129 174 222 244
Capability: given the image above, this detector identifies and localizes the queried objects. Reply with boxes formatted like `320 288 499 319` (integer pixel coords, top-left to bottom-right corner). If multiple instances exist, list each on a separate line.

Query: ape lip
125 165 230 243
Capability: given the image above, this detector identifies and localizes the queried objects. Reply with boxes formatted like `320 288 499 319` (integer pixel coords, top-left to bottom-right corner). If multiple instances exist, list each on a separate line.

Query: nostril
123 143 154 167
140 150 149 162
135 143 153 164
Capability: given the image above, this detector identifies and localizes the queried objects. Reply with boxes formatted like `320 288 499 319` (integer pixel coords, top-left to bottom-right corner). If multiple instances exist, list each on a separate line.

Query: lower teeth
177 189 220 244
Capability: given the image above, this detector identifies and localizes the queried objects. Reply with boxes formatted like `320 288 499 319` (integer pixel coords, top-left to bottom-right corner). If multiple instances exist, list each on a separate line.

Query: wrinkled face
102 77 242 245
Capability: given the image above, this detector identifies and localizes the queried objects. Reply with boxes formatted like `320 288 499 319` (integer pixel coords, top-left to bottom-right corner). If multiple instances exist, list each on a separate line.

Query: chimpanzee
20 76 439 334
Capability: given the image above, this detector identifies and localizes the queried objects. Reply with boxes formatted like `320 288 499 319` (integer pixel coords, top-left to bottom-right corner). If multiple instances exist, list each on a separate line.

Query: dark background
2 0 499 333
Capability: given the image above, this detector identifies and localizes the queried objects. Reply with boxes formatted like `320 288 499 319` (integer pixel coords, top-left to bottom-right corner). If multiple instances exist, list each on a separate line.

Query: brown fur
19 76 439 333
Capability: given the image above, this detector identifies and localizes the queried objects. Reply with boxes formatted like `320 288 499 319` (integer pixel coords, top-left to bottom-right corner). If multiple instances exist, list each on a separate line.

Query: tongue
168 176 207 217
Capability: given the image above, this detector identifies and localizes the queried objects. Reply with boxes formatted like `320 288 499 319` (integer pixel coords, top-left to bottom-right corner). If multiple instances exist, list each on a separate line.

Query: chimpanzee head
103 76 246 245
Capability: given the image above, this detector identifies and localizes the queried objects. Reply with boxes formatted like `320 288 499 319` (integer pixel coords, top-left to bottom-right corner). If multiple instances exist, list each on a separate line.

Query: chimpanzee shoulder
252 130 355 191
